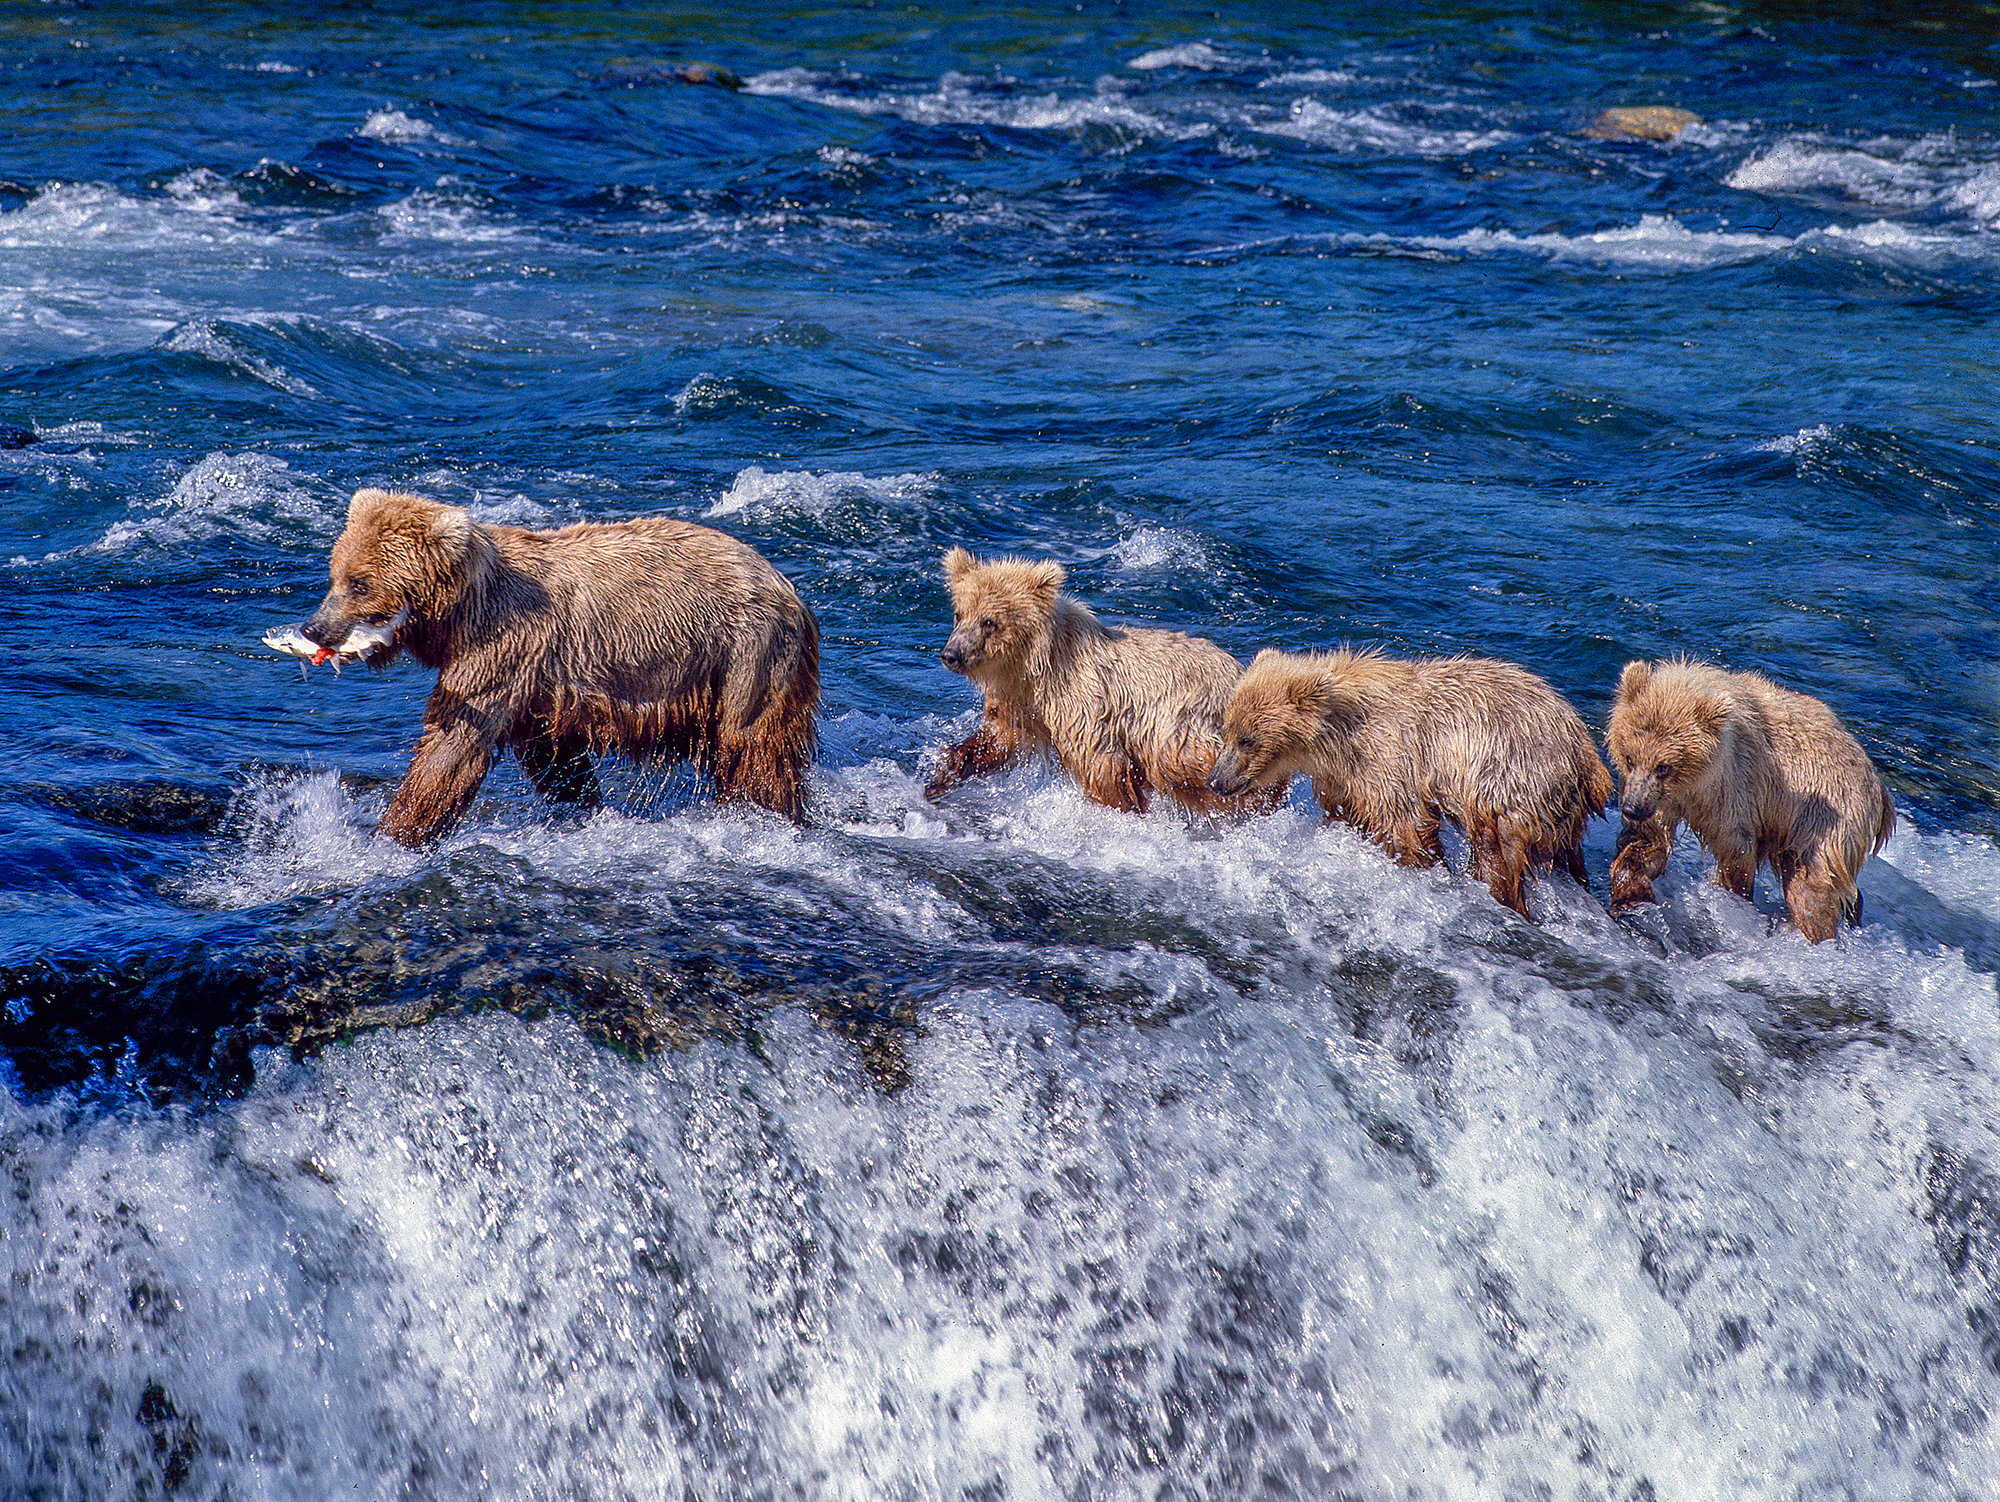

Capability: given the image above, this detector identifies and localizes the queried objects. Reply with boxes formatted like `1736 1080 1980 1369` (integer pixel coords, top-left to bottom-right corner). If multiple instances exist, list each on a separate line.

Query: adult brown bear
292 488 819 846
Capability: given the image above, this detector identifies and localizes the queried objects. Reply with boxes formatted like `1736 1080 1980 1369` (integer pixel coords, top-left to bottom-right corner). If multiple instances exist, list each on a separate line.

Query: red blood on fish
311 647 334 666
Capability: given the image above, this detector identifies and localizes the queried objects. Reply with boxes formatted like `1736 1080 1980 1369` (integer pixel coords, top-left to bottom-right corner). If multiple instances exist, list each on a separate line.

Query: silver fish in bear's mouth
262 608 408 674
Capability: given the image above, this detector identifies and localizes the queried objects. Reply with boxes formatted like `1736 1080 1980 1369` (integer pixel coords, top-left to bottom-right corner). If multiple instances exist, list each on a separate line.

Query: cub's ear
347 487 394 525
942 545 977 583
1024 559 1065 602
1693 691 1731 738
1616 660 1652 701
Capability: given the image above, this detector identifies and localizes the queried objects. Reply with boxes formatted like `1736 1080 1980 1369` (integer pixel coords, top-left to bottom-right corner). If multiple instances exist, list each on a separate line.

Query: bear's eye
978 616 997 633
1236 734 1256 751
349 575 371 599
1655 761 1674 779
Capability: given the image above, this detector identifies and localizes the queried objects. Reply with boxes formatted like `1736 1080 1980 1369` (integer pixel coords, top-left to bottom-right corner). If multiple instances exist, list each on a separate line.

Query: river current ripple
2 4 1999 1499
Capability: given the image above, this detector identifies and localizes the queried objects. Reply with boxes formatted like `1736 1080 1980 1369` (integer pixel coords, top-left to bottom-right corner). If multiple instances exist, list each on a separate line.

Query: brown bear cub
1606 659 1894 942
300 488 819 846
925 547 1266 816
1206 649 1612 920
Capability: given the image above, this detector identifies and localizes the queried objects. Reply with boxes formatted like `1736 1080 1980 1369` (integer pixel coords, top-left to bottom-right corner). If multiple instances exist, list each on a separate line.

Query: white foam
1127 42 1235 71
161 167 246 212
1261 99 1513 156
704 464 939 520
23 756 2000 1498
1260 67 1360 88
1369 213 1789 270
1754 422 1836 455
1726 138 1937 210
1943 164 2000 223
1728 133 2000 224
0 181 274 251
359 108 439 144
78 451 339 557
743 68 1195 141
160 318 320 396
182 771 413 908
375 190 521 243
1106 523 1209 571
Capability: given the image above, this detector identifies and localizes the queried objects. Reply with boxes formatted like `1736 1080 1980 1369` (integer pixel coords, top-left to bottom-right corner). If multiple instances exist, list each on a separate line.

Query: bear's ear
1617 660 1652 701
428 504 473 552
942 545 977 583
1693 691 1731 738
1024 559 1065 604
347 487 394 525
1292 670 1343 720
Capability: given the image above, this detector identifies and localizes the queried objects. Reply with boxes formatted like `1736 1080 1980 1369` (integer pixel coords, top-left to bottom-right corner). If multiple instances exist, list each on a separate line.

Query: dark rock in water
0 422 34 448
594 58 743 89
36 778 234 835
1584 106 1702 141
136 1382 204 1492
231 159 360 208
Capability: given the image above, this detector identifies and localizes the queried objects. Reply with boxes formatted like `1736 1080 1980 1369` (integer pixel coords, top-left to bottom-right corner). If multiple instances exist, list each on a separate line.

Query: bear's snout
1618 774 1661 823
941 624 983 675
1207 751 1246 798
301 601 358 651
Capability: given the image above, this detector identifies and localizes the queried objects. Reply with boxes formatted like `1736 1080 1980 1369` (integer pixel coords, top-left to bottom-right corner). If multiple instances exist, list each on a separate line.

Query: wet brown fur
1207 648 1612 920
1606 659 1894 942
924 547 1271 816
303 488 819 846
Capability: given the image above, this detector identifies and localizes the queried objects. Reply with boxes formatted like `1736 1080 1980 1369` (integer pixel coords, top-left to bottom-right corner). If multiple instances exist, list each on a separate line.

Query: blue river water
3 3 1999 1497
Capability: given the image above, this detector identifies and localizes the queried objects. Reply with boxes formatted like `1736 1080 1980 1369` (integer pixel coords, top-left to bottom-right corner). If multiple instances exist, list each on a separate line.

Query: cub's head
303 488 481 665
1605 659 1730 822
1207 649 1327 798
938 546 1063 679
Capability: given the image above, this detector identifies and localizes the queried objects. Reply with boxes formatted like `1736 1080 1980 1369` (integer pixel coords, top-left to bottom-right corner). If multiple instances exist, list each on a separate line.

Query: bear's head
1606 659 1731 822
303 489 486 667
938 546 1064 682
1207 648 1332 797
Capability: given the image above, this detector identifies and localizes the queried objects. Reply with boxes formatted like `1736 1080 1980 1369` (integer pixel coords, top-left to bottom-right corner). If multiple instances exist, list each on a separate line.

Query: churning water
3 4 1999 1498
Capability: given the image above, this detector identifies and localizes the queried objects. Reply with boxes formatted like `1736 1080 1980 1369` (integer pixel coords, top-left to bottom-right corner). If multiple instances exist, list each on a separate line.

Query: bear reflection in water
297 488 819 846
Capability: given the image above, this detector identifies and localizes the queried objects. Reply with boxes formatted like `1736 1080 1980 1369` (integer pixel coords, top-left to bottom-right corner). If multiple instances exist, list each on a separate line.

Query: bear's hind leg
714 731 811 821
1072 751 1150 814
518 737 604 810
1468 814 1532 920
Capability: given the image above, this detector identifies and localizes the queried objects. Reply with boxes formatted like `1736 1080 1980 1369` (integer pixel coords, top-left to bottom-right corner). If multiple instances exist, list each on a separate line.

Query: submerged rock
594 58 744 90
1585 106 1702 141
0 422 35 448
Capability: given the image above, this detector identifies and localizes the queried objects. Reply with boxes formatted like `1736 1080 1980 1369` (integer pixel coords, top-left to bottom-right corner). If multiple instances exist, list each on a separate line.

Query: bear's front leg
379 696 504 848
1781 855 1848 944
926 722 1017 800
1609 815 1674 910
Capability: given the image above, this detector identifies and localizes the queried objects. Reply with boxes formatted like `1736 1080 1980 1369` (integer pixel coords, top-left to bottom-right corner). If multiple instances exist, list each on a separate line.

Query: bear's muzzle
1206 751 1248 798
